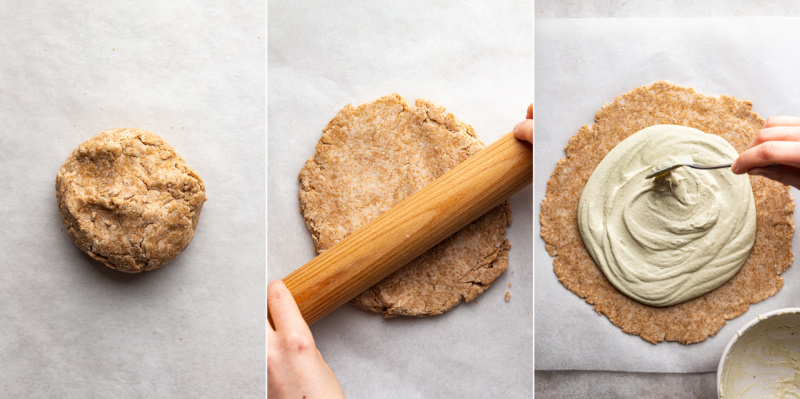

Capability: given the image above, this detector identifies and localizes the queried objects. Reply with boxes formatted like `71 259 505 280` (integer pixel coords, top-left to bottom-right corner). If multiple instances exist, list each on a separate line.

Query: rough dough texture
56 128 206 273
299 93 512 317
540 81 794 344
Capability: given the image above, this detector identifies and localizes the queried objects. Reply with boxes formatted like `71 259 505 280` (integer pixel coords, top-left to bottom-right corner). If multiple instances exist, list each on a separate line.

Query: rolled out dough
299 94 512 317
540 81 794 344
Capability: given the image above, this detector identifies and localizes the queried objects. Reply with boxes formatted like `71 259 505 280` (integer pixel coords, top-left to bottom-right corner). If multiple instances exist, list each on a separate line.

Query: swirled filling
578 125 756 306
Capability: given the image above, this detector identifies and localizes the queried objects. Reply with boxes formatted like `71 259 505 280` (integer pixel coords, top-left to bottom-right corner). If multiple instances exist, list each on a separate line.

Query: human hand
267 280 345 399
731 116 800 189
512 103 533 144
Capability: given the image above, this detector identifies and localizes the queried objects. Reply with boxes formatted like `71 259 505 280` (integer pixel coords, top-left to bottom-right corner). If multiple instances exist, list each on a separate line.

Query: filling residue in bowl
720 311 800 398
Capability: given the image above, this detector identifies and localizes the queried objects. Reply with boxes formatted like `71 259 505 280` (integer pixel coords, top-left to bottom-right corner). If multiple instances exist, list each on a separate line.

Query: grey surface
0 1 265 397
267 1 532 397
535 371 717 398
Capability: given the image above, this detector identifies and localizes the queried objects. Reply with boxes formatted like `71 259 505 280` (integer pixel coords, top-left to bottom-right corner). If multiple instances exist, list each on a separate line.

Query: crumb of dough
56 128 206 273
298 94 512 318
505 292 511 302
540 81 793 344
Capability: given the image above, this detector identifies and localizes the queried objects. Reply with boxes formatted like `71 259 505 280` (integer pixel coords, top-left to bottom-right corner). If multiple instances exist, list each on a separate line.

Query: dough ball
56 128 206 273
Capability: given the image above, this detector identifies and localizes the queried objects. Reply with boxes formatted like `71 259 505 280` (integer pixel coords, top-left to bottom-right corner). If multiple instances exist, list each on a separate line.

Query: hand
732 116 800 189
513 103 533 144
267 280 345 399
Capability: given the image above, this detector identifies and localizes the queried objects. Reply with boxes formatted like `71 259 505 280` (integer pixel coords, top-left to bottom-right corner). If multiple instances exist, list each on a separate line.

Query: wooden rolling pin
281 132 532 325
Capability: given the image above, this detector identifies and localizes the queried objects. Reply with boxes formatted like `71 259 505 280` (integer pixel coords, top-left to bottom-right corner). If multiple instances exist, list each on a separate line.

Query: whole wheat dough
540 81 794 344
56 128 206 273
299 94 512 317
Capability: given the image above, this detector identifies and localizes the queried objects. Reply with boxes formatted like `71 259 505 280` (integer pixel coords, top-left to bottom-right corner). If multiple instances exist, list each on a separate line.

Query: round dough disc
56 128 206 273
299 94 512 317
540 81 793 344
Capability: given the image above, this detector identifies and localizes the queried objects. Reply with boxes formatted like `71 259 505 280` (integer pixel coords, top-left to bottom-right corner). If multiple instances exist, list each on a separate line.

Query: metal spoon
645 163 732 179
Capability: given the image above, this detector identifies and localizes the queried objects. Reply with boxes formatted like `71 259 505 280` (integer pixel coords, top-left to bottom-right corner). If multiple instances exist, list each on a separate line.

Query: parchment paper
535 17 800 373
0 1 265 397
268 1 532 397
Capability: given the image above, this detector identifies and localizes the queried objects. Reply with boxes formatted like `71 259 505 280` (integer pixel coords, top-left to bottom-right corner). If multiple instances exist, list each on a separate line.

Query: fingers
764 115 800 128
513 120 533 143
266 282 345 398
734 116 800 187
747 126 800 150
267 280 312 336
514 104 533 144
733 141 800 174
749 165 800 189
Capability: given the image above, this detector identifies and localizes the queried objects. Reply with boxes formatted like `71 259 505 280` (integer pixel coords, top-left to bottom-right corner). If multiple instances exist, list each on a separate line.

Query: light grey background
536 1 800 398
268 1 533 398
0 1 265 397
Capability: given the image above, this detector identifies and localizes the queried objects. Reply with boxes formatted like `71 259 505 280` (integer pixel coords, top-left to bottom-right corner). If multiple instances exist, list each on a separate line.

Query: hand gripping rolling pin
279 132 532 325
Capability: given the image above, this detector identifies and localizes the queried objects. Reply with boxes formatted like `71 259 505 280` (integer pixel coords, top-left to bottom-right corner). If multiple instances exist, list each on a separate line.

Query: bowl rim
716 307 800 398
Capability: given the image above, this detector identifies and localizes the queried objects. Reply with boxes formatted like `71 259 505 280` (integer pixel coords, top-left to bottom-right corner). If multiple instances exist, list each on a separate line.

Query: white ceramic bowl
717 308 800 398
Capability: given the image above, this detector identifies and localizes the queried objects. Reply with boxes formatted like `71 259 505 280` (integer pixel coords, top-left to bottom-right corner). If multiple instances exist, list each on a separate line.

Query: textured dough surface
56 128 206 273
299 94 512 317
540 81 794 344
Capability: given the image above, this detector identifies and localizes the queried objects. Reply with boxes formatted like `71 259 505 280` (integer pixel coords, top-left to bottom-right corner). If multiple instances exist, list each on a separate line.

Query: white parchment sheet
0 1 265 397
535 17 800 373
268 1 532 397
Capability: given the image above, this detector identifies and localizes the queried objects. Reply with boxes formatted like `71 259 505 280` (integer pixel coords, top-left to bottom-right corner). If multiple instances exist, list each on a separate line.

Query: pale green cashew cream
577 125 756 307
